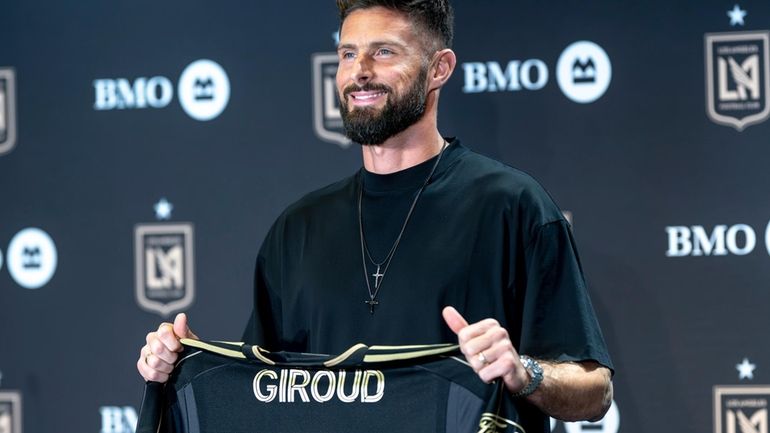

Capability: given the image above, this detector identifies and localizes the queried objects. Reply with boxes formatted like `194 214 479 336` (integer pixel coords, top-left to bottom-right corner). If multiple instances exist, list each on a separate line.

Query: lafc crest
134 223 195 317
714 386 770 433
311 53 351 148
705 31 770 131
0 68 17 157
0 391 22 433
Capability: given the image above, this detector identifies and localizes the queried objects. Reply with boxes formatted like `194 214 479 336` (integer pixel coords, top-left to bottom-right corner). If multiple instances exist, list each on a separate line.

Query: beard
339 66 428 145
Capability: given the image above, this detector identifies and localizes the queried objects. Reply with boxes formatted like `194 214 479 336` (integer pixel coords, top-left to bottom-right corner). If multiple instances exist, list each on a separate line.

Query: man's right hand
137 313 198 383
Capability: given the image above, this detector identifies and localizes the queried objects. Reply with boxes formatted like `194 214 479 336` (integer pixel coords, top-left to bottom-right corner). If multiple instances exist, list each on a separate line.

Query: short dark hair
336 0 454 50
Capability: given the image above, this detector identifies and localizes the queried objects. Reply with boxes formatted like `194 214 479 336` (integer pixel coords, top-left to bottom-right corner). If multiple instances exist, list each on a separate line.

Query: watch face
520 356 532 367
521 356 543 376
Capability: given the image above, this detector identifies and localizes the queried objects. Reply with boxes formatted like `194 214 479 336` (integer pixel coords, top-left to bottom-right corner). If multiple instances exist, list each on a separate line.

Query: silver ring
477 352 488 364
145 351 152 366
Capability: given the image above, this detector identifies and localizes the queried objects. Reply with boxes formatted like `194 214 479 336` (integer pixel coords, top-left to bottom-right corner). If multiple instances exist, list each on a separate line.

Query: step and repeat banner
1 1 769 433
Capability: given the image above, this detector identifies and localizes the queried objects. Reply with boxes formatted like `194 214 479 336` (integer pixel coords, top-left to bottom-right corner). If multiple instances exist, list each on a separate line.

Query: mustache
342 83 392 98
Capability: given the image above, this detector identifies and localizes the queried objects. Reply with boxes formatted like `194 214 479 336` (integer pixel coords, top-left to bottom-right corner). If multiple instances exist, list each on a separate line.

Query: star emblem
727 5 747 26
154 198 173 220
736 358 756 380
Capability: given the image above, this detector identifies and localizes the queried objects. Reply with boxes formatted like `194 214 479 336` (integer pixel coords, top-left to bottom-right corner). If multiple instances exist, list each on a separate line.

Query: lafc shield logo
714 386 770 433
0 68 17 156
0 391 22 433
134 224 195 316
312 53 351 148
705 31 770 131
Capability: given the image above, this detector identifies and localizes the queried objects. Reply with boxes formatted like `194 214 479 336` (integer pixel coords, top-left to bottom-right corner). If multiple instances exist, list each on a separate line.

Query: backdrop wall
1 1 769 433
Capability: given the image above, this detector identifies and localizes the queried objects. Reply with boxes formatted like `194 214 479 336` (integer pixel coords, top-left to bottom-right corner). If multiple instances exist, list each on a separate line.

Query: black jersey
137 339 546 433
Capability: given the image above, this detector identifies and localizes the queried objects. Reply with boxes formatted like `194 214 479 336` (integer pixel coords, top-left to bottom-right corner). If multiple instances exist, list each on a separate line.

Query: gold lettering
252 370 278 402
336 370 362 403
361 370 385 403
287 369 311 403
252 369 384 404
478 413 525 433
310 370 336 403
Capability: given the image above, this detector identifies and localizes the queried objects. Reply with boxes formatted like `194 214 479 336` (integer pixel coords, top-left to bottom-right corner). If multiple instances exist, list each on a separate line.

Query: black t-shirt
136 339 536 433
242 139 612 371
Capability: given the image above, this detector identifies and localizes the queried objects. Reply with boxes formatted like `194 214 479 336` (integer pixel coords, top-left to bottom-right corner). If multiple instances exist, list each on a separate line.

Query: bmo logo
665 222 770 257
93 59 230 121
2 227 58 289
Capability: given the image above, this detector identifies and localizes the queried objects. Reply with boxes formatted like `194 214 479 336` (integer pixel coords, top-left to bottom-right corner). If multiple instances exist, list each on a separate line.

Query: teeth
354 93 383 100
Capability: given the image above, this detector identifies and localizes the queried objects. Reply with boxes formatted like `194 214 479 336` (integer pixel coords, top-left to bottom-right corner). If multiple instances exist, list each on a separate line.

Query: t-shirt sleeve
517 220 613 372
241 218 284 349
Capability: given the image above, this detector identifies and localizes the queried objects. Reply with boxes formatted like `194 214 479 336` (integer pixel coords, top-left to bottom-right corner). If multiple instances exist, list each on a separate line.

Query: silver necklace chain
358 140 448 314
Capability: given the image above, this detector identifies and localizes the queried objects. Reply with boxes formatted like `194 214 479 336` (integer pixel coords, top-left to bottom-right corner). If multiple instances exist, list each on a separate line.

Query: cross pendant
365 298 379 314
372 265 384 289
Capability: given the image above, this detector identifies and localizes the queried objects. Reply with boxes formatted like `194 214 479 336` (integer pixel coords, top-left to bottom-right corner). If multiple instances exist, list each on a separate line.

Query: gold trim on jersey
251 346 277 365
180 340 460 366
369 343 456 350
212 340 245 345
364 345 459 363
323 343 369 367
181 339 246 359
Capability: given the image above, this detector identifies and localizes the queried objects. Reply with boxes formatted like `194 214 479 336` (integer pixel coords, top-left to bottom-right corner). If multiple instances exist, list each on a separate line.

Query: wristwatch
512 355 543 398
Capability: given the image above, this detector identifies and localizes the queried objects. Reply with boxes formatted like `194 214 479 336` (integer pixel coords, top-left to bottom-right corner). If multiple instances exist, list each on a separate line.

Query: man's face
336 7 431 145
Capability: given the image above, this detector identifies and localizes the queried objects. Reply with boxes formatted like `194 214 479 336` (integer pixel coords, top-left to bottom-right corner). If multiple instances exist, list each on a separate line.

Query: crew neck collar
360 138 463 192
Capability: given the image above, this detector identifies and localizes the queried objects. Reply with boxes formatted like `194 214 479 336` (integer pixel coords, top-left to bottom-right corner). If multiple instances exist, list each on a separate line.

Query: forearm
525 360 613 422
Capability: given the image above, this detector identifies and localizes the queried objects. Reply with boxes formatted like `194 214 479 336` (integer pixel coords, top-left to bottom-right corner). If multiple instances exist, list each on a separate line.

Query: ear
428 48 457 91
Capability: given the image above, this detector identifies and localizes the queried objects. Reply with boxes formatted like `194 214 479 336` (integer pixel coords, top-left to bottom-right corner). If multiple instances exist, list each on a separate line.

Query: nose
351 54 374 86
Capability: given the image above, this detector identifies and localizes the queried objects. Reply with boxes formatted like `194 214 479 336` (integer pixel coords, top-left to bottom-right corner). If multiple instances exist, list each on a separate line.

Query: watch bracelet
511 355 543 398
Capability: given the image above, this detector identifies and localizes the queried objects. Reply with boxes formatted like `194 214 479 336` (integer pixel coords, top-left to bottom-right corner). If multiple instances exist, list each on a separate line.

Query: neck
361 115 444 174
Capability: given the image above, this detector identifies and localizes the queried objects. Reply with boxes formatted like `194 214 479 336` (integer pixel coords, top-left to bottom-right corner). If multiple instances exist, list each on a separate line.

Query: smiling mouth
351 92 385 101
350 92 386 101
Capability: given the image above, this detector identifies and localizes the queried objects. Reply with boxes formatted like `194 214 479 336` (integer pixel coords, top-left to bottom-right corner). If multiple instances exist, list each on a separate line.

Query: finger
476 343 528 390
157 323 183 353
138 346 174 379
478 350 519 384
468 349 493 372
463 325 510 357
457 318 501 348
149 336 179 364
173 313 199 340
442 306 469 335
137 357 170 383
145 327 167 346
145 353 174 374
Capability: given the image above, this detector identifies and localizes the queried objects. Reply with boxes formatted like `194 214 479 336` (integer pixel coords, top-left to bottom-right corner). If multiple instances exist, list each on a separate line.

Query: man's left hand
442 306 530 394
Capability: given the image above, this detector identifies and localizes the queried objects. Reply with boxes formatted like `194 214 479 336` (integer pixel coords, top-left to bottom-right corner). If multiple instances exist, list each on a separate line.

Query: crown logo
22 245 42 269
572 58 596 84
193 77 215 101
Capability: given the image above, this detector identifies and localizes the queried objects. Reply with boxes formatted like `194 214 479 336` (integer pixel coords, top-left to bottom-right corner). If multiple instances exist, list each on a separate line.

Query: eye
376 48 393 56
340 51 356 60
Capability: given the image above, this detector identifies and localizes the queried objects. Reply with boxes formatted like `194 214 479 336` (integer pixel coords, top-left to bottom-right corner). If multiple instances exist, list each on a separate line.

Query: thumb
442 306 469 336
173 313 199 340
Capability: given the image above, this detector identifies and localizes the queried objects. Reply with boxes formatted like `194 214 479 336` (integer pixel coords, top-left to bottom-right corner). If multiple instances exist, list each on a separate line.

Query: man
138 0 614 427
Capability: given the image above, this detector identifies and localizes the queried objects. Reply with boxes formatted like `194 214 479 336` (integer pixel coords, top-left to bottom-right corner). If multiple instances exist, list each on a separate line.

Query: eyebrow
336 40 409 52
